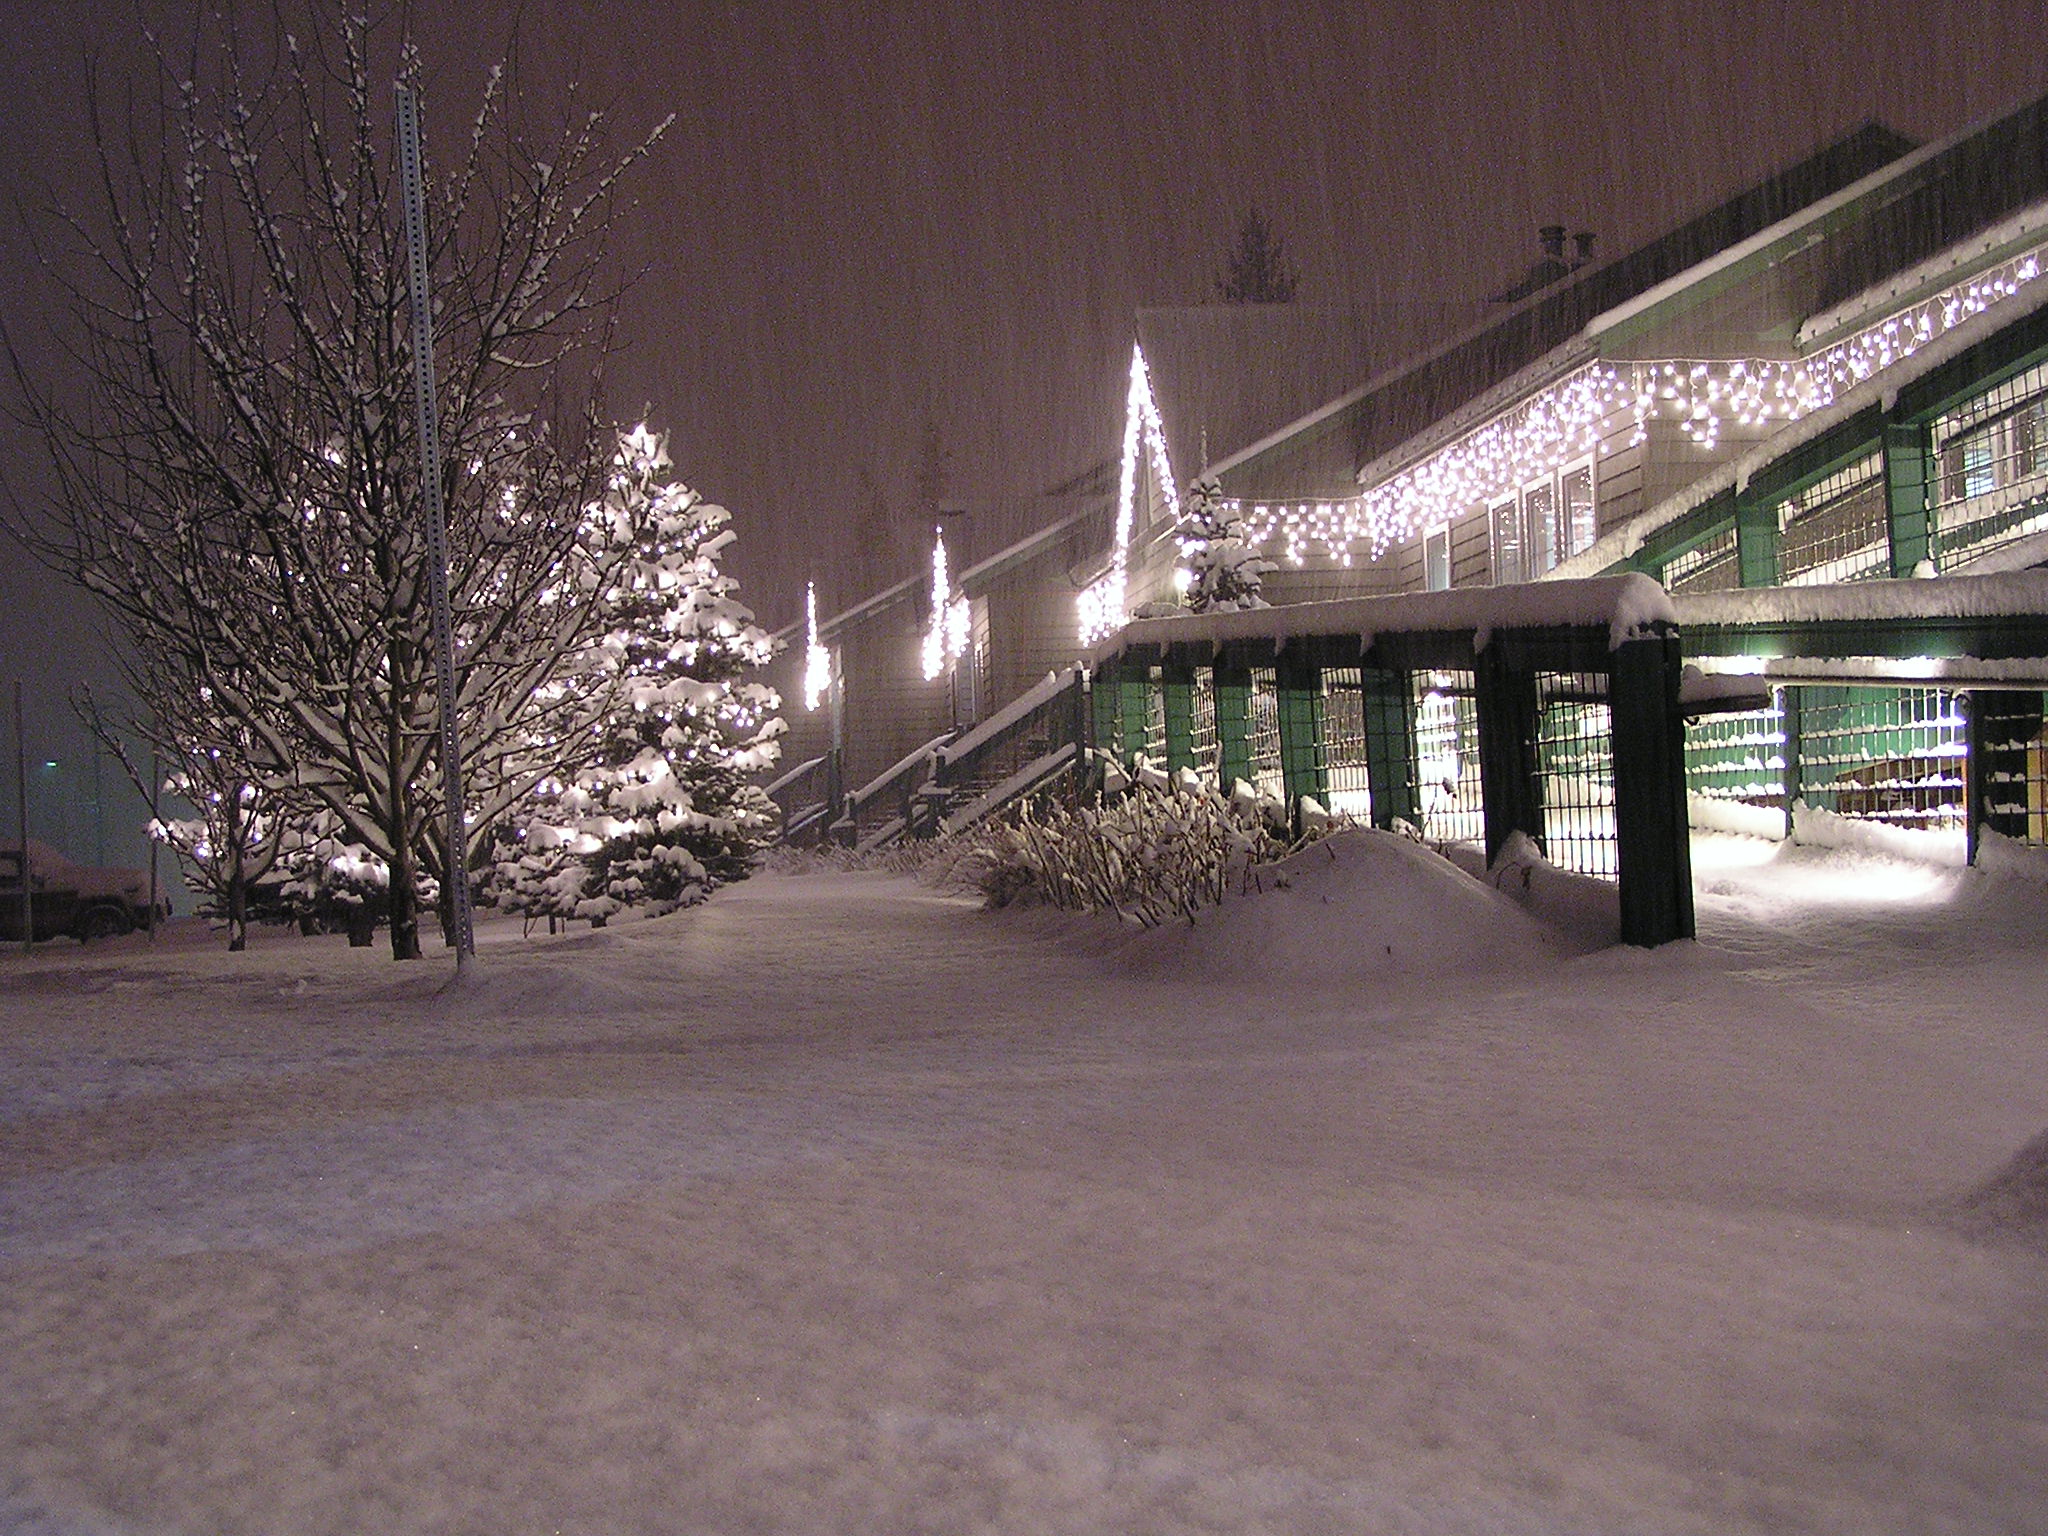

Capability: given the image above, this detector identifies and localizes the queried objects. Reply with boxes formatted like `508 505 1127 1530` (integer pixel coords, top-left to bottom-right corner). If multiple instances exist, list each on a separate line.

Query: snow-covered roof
1096 573 1678 662
1135 304 1463 496
1550 271 2048 581
772 499 1109 646
1586 97 2048 351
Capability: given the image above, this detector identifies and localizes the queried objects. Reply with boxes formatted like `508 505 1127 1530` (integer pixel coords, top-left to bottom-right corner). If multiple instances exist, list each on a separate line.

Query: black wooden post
1884 420 1934 576
1779 685 1804 822
1213 659 1253 794
1160 661 1197 775
1474 643 1543 865
1609 631 1695 945
1275 658 1327 828
1362 667 1418 830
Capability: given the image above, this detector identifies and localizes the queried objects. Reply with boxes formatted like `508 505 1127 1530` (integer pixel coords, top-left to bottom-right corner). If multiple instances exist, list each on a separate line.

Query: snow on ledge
1095 574 1678 662
1671 570 2048 629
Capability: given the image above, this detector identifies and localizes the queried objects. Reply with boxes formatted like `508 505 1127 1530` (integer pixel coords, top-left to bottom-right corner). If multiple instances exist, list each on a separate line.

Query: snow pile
1106 828 1566 979
1687 790 1788 841
1474 829 1623 953
1954 1123 2048 1249
1790 801 1968 865
1974 825 2048 883
1102 572 1678 662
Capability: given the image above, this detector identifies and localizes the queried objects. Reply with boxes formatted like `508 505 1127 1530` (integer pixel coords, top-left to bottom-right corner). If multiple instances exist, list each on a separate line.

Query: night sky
5 0 2048 857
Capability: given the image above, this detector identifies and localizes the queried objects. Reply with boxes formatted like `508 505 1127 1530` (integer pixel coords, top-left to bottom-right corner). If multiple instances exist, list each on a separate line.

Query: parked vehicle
0 840 157 943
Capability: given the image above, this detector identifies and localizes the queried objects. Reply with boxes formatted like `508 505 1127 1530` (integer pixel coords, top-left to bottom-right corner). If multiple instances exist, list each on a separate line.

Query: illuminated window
1489 460 1595 583
1490 497 1523 584
1424 527 1450 591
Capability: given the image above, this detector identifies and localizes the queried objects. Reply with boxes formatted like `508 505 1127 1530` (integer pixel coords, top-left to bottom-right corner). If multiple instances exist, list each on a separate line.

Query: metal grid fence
1684 699 1788 812
1319 666 1374 818
1934 361 2048 564
1247 667 1285 800
1779 452 1888 585
1662 524 1741 593
1976 690 2048 845
1535 671 1618 878
1190 668 1219 777
1143 672 1168 764
1794 686 1966 831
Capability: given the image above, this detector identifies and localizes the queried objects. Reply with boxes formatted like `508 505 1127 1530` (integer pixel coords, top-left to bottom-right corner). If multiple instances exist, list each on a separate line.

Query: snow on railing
939 744 1078 838
934 669 1080 766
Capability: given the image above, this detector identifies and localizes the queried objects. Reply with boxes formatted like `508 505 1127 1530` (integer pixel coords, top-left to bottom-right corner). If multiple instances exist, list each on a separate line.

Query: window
1561 464 1596 558
1424 527 1450 591
1490 497 1523 584
1490 461 1596 583
1524 481 1558 575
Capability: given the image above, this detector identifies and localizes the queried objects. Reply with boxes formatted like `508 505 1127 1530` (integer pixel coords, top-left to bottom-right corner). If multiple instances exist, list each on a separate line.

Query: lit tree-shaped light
1078 343 1180 644
922 525 971 681
802 581 833 712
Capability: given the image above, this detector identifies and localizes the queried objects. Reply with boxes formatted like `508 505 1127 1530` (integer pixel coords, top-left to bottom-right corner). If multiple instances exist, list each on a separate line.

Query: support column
1609 633 1695 946
1213 660 1253 794
1361 667 1418 831
1090 663 1123 757
1779 685 1803 822
1160 662 1196 775
1474 644 1543 866
1735 487 1779 589
1274 660 1327 824
1119 668 1152 766
1884 420 1934 576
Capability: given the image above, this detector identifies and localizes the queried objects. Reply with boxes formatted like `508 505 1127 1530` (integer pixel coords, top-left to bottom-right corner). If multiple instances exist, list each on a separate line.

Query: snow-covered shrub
959 775 1318 926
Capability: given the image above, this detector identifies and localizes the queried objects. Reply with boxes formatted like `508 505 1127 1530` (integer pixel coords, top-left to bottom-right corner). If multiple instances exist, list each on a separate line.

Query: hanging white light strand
802 581 831 712
1078 344 1179 644
1221 237 2048 563
922 526 970 681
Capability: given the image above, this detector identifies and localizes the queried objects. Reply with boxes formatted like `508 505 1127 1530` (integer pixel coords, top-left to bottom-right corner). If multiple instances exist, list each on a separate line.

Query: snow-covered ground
3 832 2046 1534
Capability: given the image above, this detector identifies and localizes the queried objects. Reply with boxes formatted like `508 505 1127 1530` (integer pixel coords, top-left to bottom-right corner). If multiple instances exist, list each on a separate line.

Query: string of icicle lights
1225 239 2048 568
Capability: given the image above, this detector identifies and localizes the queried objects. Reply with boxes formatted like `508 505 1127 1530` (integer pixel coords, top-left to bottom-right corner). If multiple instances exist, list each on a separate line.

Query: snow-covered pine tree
1178 475 1276 613
497 427 784 924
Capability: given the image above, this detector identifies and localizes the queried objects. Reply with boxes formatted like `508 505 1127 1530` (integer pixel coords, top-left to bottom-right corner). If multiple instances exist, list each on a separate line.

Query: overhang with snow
1675 571 2048 688
1088 575 1695 947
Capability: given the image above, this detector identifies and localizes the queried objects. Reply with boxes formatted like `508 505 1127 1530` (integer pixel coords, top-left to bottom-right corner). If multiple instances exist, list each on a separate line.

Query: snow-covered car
0 840 157 943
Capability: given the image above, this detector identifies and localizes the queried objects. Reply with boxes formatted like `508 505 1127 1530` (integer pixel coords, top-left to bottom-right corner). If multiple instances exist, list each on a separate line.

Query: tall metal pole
395 83 476 970
13 681 30 954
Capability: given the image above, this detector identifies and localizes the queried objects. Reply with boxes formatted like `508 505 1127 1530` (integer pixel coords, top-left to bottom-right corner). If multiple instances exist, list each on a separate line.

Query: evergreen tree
1179 476 1275 613
1216 208 1300 304
496 428 784 924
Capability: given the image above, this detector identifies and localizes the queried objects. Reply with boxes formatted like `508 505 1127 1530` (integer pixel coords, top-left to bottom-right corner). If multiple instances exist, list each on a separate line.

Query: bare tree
5 9 671 958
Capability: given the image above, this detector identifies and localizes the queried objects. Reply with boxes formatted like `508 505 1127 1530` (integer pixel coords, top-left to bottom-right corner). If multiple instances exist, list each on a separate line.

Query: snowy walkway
3 845 2047 1534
